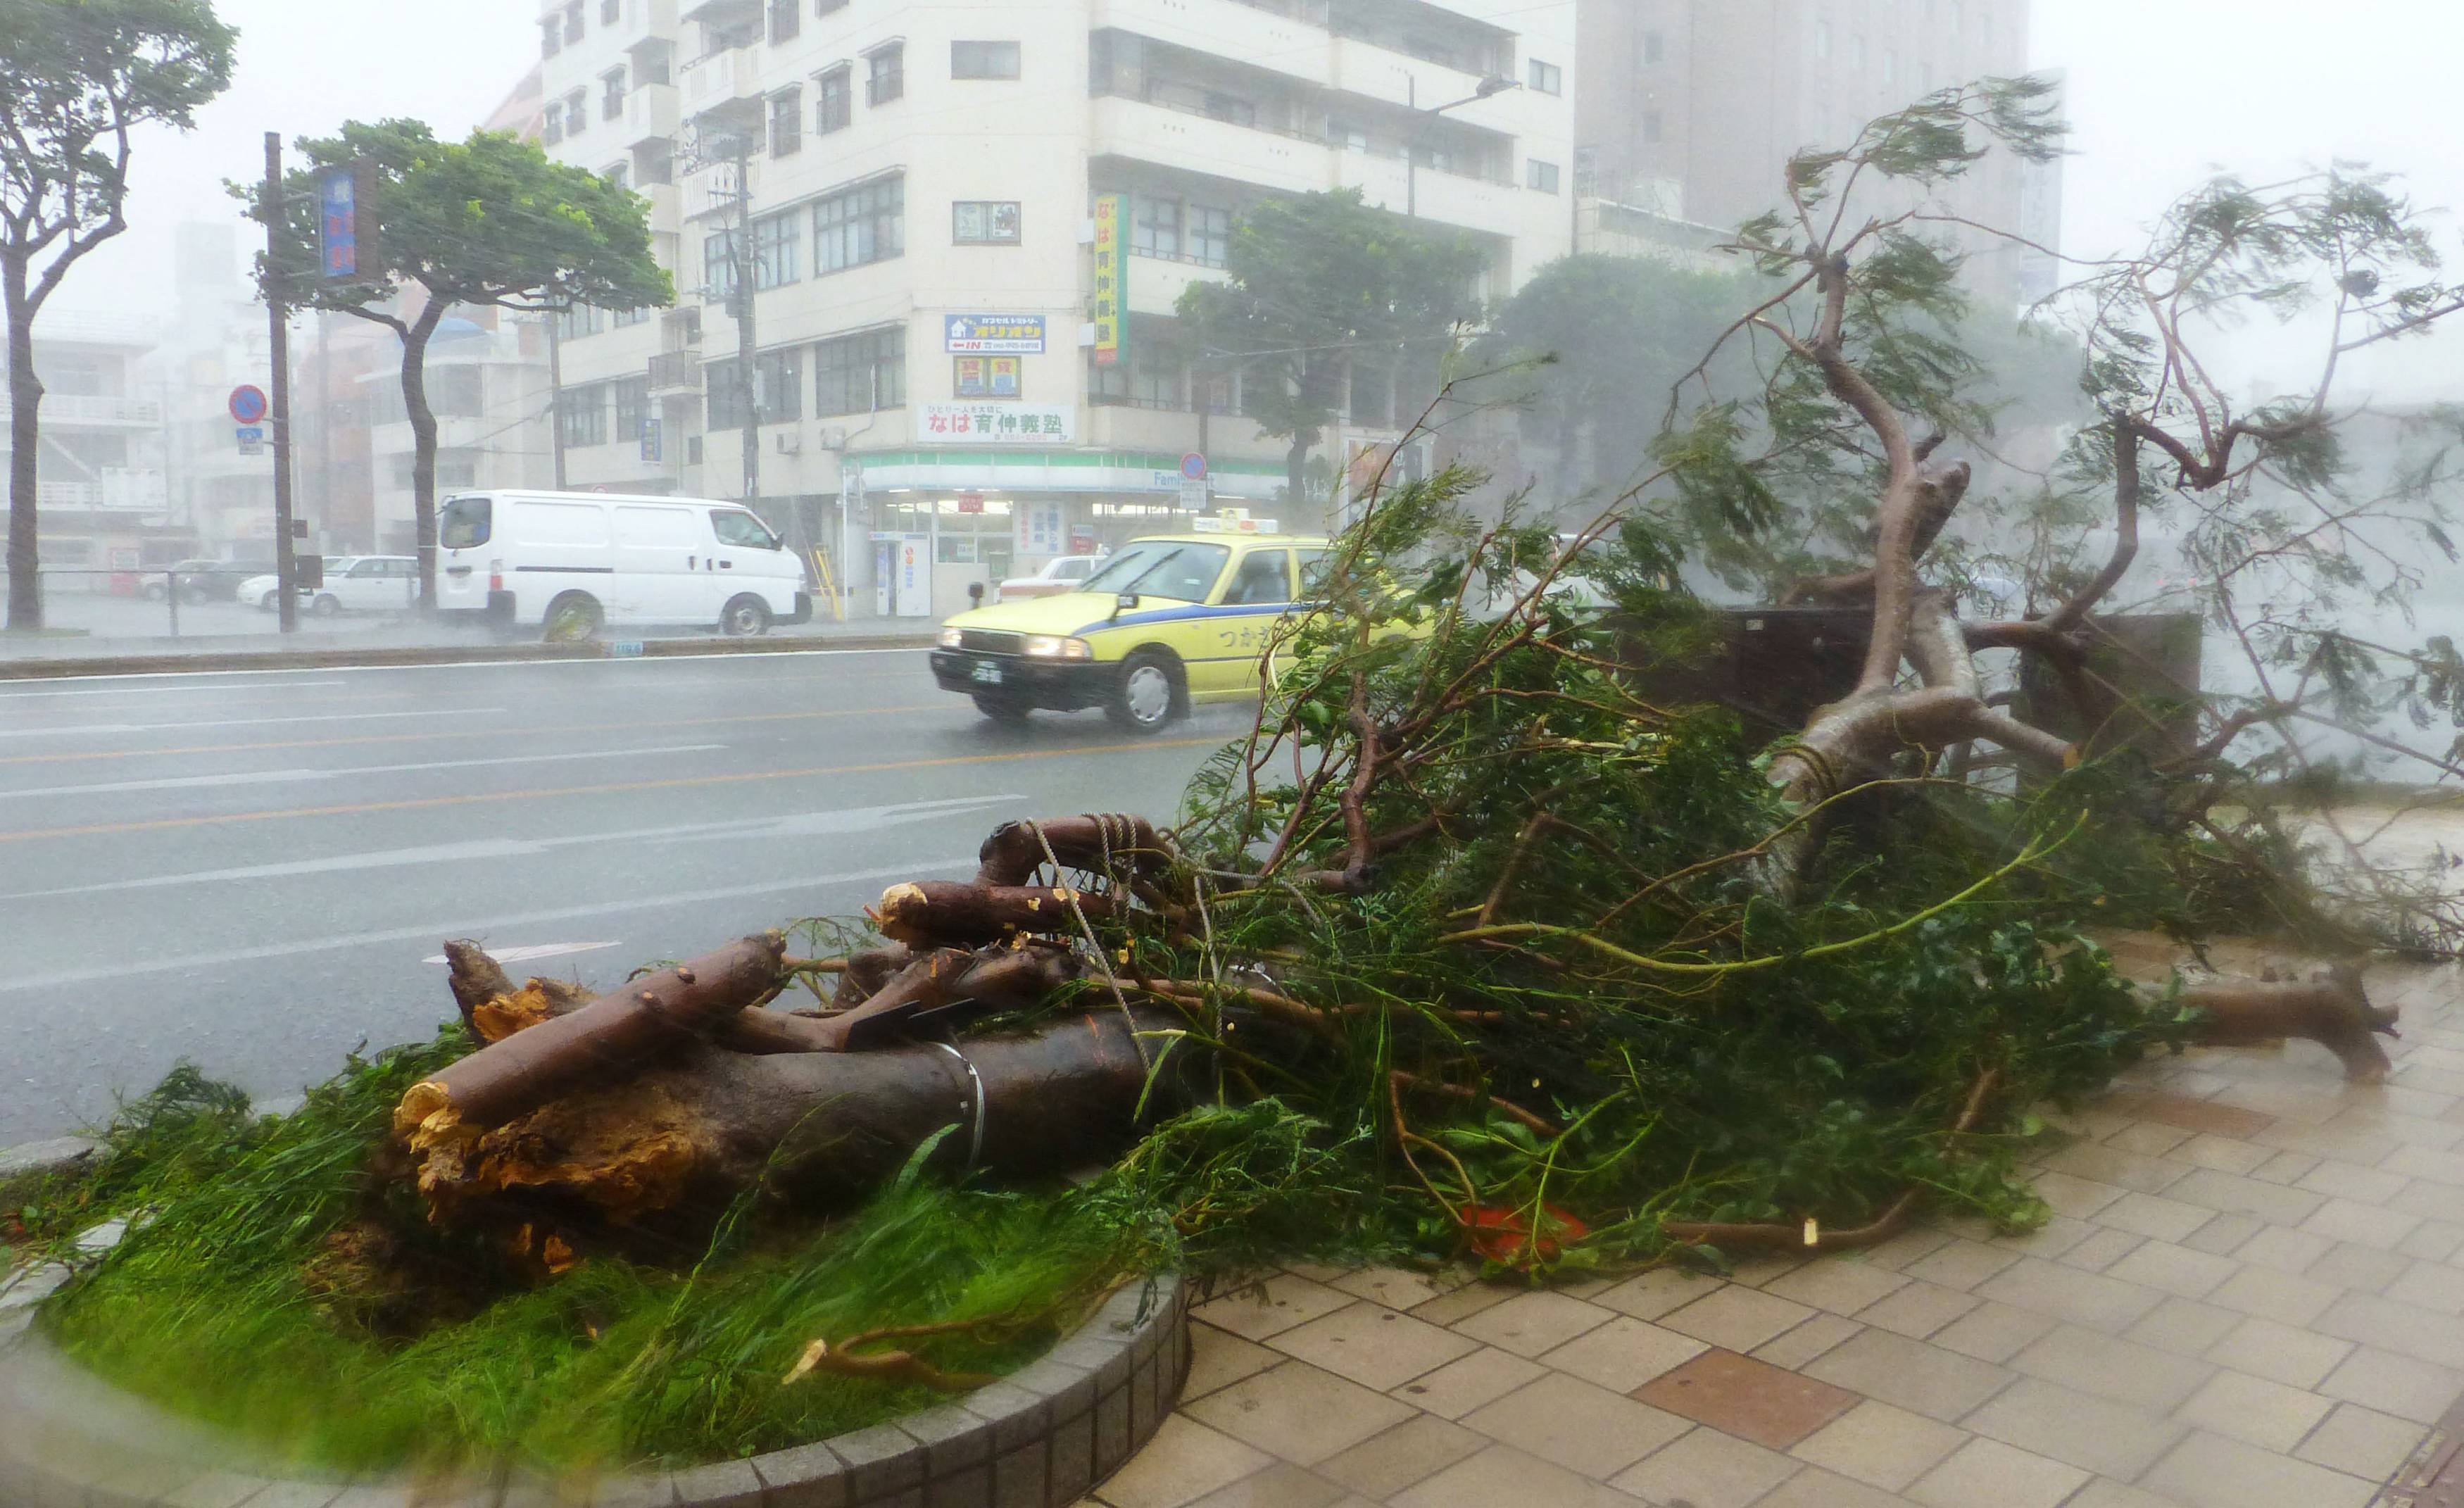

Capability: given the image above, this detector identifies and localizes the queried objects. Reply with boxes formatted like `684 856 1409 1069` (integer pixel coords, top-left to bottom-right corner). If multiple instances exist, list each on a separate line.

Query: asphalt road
0 651 1249 1145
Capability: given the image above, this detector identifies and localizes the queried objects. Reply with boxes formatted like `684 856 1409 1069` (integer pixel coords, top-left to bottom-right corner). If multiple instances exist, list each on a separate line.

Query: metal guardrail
4 566 417 640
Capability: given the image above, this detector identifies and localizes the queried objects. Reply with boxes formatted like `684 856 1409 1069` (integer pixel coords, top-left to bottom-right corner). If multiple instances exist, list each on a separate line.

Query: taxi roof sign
1193 510 1278 535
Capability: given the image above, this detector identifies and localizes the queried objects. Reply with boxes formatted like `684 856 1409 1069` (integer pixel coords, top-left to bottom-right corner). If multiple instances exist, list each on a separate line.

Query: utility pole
547 308 567 489
732 131 760 513
263 132 298 636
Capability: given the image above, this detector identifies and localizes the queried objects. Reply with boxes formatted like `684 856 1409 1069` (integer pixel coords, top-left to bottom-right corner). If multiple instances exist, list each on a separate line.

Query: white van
434 490 811 636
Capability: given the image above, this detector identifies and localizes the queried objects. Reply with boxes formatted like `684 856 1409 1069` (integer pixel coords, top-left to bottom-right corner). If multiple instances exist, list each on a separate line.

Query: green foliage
1176 189 1485 496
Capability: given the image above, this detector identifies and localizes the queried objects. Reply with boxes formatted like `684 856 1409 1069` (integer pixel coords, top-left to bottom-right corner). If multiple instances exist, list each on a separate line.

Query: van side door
610 505 706 624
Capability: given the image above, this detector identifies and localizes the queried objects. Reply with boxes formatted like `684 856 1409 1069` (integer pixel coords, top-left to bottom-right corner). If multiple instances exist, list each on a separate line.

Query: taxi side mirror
1113 591 1139 620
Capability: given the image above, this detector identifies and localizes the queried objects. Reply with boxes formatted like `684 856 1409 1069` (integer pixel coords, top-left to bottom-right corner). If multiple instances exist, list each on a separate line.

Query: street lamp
1407 73 1517 220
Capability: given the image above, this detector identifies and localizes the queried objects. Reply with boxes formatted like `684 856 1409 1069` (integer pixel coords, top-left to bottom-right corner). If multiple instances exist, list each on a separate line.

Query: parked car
174 558 277 603
246 555 417 615
434 490 812 637
995 555 1103 603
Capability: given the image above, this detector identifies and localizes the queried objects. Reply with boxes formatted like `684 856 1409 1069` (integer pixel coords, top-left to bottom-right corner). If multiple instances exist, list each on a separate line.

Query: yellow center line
0 704 955 767
0 738 1220 844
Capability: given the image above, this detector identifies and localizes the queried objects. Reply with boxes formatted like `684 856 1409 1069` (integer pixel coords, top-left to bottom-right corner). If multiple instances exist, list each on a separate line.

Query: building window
638 147 674 184
1642 30 1664 65
1527 59 1562 95
755 212 800 288
558 384 608 448
1131 193 1180 259
1186 204 1231 268
564 90 589 137
768 0 799 44
564 1 583 44
866 44 904 105
771 87 803 156
542 102 564 146
612 303 650 329
953 201 1021 245
555 303 607 341
606 161 629 191
812 327 905 415
1527 159 1560 194
601 0 620 23
705 358 751 430
603 69 627 120
951 40 1022 80
541 18 561 58
817 0 847 12
757 348 802 422
813 174 904 273
816 65 852 133
612 377 648 444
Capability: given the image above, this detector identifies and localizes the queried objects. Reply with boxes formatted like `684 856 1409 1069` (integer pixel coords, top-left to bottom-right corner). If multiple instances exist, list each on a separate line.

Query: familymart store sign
860 444 1283 503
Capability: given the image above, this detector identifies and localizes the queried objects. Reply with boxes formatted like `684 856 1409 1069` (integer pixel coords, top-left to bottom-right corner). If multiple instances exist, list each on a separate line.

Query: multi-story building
1576 0 2058 308
536 0 1578 620
363 310 558 554
0 311 178 586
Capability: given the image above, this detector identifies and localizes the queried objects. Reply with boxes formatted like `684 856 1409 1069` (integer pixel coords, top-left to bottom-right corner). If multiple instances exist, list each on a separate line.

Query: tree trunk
400 299 448 611
1287 432 1311 512
4 256 43 633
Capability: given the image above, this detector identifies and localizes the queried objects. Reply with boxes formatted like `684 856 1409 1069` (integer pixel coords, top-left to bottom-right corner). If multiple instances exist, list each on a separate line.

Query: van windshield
439 496 491 551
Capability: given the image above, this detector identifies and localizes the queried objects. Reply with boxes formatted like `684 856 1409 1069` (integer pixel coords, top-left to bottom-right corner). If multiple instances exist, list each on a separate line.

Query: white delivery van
434 490 811 636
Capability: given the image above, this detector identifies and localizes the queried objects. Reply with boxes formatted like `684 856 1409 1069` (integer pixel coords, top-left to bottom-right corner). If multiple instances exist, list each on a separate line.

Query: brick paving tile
2308 1238 2414 1292
1960 1376 2188 1481
1854 1279 1982 1340
1788 1398 1968 1492
2296 1400 2435 1480
1535 1314 1706 1393
2294 1159 2410 1205
1093 1416 1275 1508
1858 1227 1958 1271
1384 1345 1544 1421
1799 1328 2015 1424
2094 1190 2213 1243
2065 1480 2183 1508
2105 1121 2195 1157
2201 1314 2353 1390
1928 1300 2057 1364
1327 1267 1459 1313
2396 1217 2464 1263
1657 1283 1818 1352
2042 1142 2192 1196
1443 1289 1614 1358
1194 1276 1357 1342
1591 1267 1714 1321
1984 1212 2097 1259
1762 1257 1909 1316
2388 1257 2464 1314
1460 1371 1689 1478
2006 1324 2214 1411
2101 1238 2239 1300
1607 1426 1803 1508
2132 1091 2274 1139
2320 1344 2464 1424
1385 1445 1647 1508
2120 1295 2244 1358
2056 1226 2146 1273
2170 1368 2336 1452
1187 1323 1288 1400
1181 1463 1349 1508
1898 1238 2021 1293
1400 1280 1515 1328
1749 1312 1862 1371
2203 1264 2342 1327
1311 1416 1485 1502
2180 1210 2265 1255
2163 1166 2329 1225
1635 1347 1863 1450
2031 1170 2131 1221
2302 1197 2425 1251
1264 1303 1479 1393
1182 1360 1418 1467
1752 1464 1922 1508
1973 1255 2167 1334
2141 1428 2381 1508
1906 1436 2089 1508
2172 1133 2275 1174
2233 1224 2334 1274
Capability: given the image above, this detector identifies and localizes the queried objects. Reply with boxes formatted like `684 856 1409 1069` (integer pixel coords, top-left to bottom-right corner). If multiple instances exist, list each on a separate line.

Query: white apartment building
365 316 558 555
536 0 1576 620
0 311 177 586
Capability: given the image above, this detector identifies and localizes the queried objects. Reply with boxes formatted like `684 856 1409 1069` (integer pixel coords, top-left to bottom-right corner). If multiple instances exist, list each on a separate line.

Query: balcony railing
6 392 164 426
38 470 169 511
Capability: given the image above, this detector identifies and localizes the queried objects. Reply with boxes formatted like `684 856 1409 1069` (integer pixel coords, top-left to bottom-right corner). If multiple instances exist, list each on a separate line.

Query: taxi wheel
973 694 1031 724
1107 651 1180 734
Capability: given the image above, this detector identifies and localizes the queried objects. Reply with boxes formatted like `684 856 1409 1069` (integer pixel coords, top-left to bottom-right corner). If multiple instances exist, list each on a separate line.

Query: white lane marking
0 793 1023 903
0 648 921 687
0 858 975 994
0 679 351 700
0 708 508 740
421 941 620 966
0 744 727 800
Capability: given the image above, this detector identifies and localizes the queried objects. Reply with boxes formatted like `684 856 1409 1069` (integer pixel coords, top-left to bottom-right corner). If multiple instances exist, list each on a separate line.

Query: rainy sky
51 0 2464 399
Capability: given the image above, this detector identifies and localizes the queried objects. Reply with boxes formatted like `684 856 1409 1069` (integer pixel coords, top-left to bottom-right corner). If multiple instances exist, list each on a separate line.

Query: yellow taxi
930 520 1332 731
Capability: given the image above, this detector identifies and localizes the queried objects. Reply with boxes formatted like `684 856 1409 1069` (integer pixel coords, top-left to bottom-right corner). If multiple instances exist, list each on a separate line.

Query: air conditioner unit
776 432 803 455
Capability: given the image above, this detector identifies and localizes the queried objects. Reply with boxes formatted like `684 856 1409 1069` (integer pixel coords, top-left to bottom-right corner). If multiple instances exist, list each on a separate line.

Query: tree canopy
249 120 671 603
0 0 236 630
1177 189 1485 503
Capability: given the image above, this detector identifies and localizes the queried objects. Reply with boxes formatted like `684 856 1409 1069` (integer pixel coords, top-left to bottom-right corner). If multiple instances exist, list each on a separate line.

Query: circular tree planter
0 1264 1189 1508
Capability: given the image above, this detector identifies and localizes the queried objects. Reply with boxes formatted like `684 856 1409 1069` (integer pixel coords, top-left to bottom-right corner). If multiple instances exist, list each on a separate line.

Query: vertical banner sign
1090 194 1127 367
317 161 381 284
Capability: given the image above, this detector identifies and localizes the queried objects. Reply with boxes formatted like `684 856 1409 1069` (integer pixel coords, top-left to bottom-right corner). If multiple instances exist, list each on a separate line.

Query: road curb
0 1137 99 1181
0 632 937 681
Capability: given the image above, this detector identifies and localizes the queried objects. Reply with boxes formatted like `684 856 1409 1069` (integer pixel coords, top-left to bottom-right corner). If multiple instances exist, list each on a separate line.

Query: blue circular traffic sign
229 385 268 425
1181 452 1208 480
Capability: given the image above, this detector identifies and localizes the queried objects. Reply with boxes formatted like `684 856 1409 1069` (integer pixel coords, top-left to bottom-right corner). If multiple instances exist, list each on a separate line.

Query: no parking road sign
229 385 268 425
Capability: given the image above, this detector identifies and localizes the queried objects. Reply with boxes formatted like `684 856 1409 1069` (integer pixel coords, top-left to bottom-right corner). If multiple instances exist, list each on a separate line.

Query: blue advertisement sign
640 417 662 463
944 313 1046 353
319 168 363 281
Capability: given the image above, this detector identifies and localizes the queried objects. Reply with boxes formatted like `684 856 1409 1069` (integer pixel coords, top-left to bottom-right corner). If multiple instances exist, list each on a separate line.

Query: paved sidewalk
1081 938 2464 1507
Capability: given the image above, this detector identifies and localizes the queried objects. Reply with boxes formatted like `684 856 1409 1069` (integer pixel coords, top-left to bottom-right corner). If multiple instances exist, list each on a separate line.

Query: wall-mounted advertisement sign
944 313 1045 353
1090 194 1126 367
918 403 1075 444
954 355 1022 399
